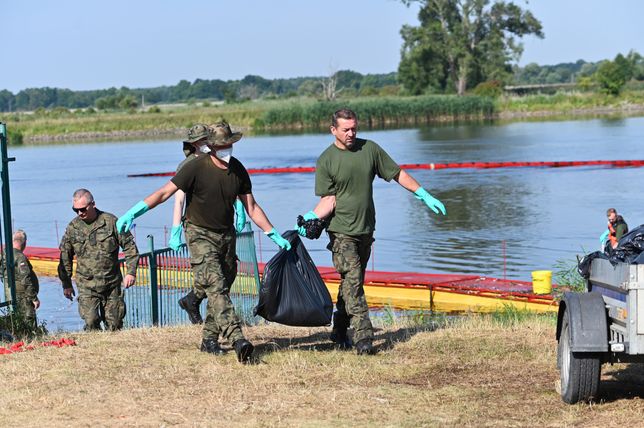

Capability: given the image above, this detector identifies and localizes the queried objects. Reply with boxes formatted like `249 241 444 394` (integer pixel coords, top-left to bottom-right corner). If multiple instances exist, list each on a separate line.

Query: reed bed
258 95 496 129
5 90 644 144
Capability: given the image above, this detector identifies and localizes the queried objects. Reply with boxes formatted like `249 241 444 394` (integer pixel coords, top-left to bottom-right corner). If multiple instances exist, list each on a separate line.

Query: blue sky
3 0 643 93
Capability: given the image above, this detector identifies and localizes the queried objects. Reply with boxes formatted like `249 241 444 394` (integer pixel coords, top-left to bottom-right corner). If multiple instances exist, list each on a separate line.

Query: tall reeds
258 95 496 129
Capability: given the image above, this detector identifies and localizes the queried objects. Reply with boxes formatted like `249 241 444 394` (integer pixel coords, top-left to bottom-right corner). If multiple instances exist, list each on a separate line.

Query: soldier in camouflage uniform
2 229 40 329
116 122 290 364
296 109 447 355
58 189 139 331
169 125 247 325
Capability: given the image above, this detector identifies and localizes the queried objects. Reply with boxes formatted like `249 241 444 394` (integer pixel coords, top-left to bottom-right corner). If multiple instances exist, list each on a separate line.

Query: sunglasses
72 202 93 214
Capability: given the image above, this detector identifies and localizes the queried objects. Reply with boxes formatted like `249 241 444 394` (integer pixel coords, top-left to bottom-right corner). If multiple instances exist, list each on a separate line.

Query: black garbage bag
579 225 644 277
254 230 333 327
577 251 609 279
608 224 644 264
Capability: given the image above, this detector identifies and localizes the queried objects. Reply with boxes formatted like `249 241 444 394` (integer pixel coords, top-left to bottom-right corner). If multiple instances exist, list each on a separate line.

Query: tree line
2 1 643 112
2 51 640 114
0 72 398 113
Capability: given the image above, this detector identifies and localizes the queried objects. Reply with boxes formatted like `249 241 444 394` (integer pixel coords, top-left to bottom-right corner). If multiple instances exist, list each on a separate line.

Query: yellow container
531 270 552 295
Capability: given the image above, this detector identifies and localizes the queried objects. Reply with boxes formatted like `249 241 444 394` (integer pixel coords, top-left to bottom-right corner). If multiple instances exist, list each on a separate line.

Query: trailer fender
556 292 608 353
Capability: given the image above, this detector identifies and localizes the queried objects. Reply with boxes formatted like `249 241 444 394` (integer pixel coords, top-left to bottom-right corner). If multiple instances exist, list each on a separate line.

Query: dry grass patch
1 316 643 426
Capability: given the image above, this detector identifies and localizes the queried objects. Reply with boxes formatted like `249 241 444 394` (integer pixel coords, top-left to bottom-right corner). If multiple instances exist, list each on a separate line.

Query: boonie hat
184 123 211 144
208 121 243 146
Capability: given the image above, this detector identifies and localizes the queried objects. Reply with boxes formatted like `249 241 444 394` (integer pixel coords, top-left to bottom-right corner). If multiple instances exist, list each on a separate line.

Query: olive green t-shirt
176 153 199 215
171 155 252 231
315 138 401 235
176 153 198 173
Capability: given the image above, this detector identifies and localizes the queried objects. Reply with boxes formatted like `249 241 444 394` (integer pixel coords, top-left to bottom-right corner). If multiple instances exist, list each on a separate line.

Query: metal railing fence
121 223 261 328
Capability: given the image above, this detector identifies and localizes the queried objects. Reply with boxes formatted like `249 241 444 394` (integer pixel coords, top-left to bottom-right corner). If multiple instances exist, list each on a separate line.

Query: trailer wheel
558 309 601 404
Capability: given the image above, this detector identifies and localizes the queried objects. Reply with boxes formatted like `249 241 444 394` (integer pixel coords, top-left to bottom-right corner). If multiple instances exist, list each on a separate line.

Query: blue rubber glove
296 210 318 237
168 225 183 251
599 229 609 244
234 199 246 233
116 200 149 233
266 228 291 251
414 187 446 215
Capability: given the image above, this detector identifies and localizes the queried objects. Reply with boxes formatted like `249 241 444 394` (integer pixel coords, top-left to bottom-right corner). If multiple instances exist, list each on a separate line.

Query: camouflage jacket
2 248 39 302
58 210 139 291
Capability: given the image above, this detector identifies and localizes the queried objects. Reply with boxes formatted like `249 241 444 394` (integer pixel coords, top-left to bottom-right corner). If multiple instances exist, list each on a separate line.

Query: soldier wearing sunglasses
58 188 140 331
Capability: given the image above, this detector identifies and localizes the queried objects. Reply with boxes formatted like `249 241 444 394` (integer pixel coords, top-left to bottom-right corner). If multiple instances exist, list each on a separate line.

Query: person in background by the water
116 121 290 364
170 124 247 325
296 108 447 356
58 189 140 331
600 208 629 250
2 229 40 330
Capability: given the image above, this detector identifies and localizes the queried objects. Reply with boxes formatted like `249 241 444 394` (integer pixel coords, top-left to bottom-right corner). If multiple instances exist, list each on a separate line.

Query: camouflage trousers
327 232 374 344
77 283 125 331
185 223 243 344
3 286 36 328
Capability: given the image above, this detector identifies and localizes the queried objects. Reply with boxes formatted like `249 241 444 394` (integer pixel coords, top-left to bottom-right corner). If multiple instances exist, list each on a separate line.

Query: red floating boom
127 159 644 178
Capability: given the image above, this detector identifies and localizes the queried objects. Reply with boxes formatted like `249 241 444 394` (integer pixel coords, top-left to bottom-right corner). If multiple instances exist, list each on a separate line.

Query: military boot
200 338 225 355
356 338 377 356
233 339 254 364
179 290 203 324
330 312 352 349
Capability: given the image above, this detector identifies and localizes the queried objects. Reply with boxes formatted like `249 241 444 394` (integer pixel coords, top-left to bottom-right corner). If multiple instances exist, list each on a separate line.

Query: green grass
498 89 644 113
484 304 556 327
0 306 48 340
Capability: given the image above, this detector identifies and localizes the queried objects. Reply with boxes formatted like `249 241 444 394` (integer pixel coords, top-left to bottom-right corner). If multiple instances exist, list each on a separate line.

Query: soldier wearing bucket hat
171 124 248 324
181 123 211 156
117 121 290 363
204 121 243 163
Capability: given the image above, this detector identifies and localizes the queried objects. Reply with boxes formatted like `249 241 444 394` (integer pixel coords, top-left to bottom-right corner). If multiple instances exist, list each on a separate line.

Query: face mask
215 147 233 163
197 143 211 154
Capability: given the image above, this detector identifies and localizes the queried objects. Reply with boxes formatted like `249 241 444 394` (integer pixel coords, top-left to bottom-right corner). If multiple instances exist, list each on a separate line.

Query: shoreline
16 104 644 144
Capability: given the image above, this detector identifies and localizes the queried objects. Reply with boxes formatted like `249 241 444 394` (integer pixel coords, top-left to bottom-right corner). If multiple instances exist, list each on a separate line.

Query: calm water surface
7 116 644 330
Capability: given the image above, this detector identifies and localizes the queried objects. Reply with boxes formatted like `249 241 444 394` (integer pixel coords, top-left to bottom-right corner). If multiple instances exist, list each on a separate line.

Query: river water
6 116 644 331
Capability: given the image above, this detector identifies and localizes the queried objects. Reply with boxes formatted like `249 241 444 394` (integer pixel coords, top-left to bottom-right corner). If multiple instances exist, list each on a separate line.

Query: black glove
296 215 329 240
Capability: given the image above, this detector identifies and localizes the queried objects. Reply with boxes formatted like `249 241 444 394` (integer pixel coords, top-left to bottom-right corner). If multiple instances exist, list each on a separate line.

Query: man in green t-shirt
116 122 291 364
169 124 247 325
297 108 446 355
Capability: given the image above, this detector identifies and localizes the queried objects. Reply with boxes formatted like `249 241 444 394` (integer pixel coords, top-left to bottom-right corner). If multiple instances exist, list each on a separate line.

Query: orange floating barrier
128 159 644 178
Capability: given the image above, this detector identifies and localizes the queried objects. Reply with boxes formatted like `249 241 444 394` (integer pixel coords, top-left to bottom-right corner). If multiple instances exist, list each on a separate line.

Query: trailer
556 258 644 403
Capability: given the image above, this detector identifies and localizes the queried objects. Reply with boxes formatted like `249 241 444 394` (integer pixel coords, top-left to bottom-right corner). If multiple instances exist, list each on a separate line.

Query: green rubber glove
234 199 246 233
116 200 149 233
599 230 609 244
296 210 318 237
168 225 183 251
414 187 446 215
266 228 291 251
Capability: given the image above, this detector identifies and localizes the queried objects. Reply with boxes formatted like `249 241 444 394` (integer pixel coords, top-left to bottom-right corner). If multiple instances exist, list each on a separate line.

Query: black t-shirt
171 155 252 231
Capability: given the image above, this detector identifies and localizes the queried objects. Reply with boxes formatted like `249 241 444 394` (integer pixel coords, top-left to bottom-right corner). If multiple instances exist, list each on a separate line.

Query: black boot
233 339 254 364
330 312 352 349
200 338 225 355
356 338 377 356
179 290 203 324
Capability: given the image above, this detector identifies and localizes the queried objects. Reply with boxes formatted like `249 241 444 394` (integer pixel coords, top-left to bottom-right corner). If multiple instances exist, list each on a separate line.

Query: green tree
594 59 627 95
626 50 644 80
118 95 138 109
614 53 634 81
399 0 544 95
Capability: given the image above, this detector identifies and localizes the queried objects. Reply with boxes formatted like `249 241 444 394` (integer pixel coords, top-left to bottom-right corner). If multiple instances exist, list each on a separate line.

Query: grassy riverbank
5 90 644 144
1 314 642 426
